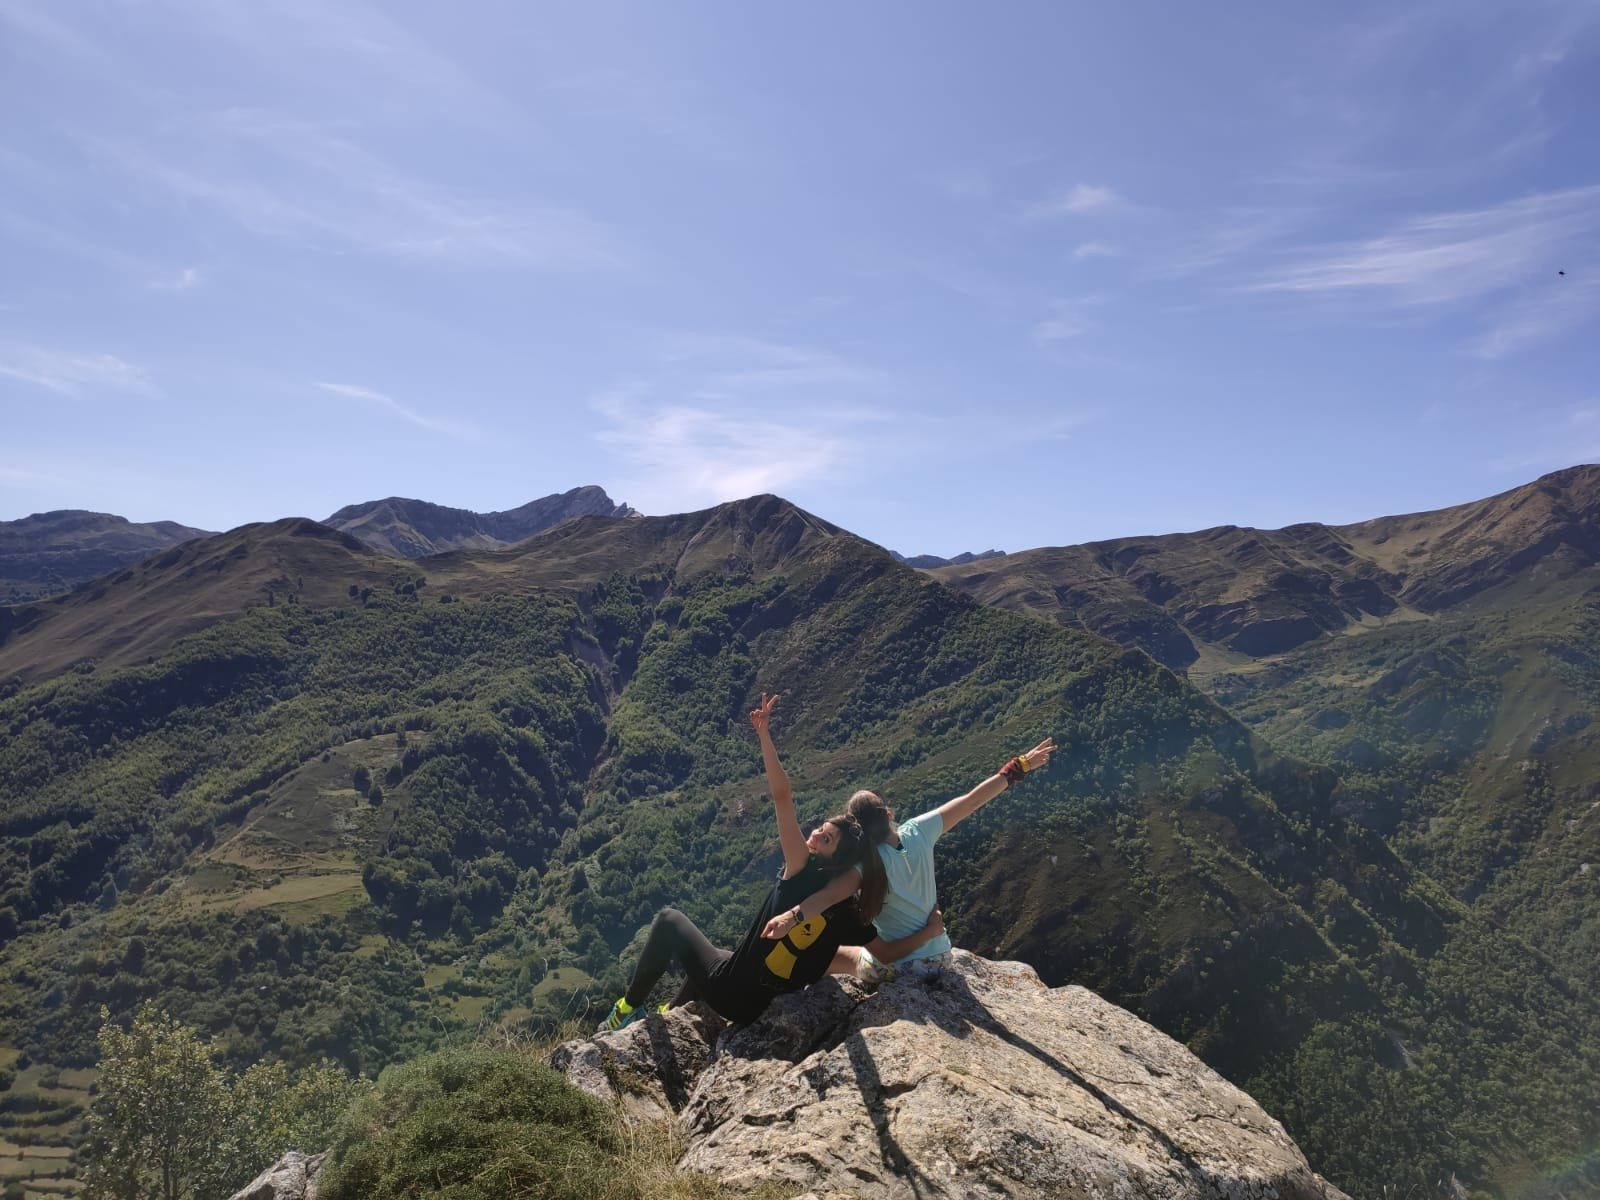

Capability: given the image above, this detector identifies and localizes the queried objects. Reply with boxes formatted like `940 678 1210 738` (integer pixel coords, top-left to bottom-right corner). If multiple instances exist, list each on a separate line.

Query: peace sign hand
749 692 780 735
1020 737 1056 772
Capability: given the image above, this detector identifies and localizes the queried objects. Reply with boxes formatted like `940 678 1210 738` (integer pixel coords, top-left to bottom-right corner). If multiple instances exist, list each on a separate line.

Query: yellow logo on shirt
764 915 827 980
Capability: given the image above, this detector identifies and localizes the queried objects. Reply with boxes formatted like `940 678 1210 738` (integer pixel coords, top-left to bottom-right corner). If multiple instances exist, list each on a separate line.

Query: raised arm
751 692 809 876
934 737 1055 834
864 907 945 965
760 866 863 939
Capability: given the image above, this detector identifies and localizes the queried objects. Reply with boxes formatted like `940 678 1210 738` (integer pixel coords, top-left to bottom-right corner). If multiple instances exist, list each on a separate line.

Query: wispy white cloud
1032 308 1091 346
1257 185 1600 301
150 267 203 292
590 334 894 510
654 333 883 394
1487 400 1600 473
933 167 994 201
217 0 511 120
0 0 114 68
0 339 155 396
1025 183 1122 221
0 204 162 278
1147 207 1313 281
1072 241 1118 261
1472 272 1599 358
1031 294 1108 348
100 120 627 271
315 381 477 440
0 4 642 278
593 391 870 511
900 254 1032 311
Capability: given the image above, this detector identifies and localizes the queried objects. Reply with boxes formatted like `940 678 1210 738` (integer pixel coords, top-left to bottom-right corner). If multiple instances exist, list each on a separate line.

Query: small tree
81 1006 234 1200
81 1006 368 1200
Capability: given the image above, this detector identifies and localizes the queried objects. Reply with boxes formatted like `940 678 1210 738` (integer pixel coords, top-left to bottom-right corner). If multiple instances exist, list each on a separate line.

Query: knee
657 906 684 923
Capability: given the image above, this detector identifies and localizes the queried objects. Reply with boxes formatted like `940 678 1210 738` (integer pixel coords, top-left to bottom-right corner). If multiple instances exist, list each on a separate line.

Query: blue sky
2 1 1597 556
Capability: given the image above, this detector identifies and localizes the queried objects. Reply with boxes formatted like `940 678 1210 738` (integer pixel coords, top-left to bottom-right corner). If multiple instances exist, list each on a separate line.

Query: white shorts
858 949 952 986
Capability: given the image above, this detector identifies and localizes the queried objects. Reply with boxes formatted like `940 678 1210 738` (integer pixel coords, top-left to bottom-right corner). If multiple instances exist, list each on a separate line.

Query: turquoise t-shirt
861 810 951 967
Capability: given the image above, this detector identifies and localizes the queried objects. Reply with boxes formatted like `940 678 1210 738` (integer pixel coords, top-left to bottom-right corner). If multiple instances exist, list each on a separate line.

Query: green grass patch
232 872 364 913
186 862 246 892
0 1140 73 1159
422 965 459 990
531 967 593 1001
352 934 389 959
447 995 493 1024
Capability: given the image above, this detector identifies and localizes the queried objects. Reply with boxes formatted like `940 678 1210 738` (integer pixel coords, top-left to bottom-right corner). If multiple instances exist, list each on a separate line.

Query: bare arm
760 866 863 939
935 737 1055 834
750 692 809 876
864 907 945 964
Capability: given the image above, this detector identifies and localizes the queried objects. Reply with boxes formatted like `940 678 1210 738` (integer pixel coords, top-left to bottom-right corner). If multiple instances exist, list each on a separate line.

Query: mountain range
0 510 216 604
930 465 1600 1007
1 486 994 602
928 464 1600 669
322 486 639 557
3 468 1600 1198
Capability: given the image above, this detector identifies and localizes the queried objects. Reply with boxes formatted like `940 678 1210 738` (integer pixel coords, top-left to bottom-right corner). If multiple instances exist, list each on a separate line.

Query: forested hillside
2 495 1597 1198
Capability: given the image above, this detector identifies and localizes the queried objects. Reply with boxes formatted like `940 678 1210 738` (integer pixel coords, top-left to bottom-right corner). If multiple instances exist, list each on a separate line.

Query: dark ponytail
846 790 893 921
808 796 893 922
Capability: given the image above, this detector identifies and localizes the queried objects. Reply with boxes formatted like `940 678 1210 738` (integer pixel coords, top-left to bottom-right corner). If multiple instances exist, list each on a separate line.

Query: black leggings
624 907 764 1023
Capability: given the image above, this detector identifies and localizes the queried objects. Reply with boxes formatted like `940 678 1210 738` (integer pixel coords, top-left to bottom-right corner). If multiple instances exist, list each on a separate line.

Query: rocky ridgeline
233 951 1348 1200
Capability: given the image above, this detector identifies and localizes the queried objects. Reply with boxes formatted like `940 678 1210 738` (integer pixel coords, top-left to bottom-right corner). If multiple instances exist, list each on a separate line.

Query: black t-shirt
716 859 878 1002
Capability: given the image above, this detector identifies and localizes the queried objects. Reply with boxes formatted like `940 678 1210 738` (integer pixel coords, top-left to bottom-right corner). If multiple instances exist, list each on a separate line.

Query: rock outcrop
227 1150 326 1200
554 950 1350 1200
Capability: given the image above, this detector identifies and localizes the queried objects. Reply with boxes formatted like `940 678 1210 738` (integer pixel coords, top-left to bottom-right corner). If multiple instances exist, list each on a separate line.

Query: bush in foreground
317 1044 619 1200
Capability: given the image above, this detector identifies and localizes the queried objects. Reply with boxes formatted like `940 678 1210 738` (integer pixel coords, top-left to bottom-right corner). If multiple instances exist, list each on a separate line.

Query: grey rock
550 1002 728 1124
225 1150 327 1200
555 951 1350 1200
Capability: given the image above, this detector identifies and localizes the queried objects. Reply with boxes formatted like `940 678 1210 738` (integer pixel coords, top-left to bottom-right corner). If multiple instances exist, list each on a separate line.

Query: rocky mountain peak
324 486 637 558
550 951 1348 1200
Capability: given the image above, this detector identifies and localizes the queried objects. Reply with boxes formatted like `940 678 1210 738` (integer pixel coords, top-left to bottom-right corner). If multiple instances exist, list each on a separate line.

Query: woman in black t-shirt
599 693 944 1029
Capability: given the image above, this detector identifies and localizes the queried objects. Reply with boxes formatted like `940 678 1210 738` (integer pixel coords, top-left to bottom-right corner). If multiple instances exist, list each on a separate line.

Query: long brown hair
811 802 891 922
844 790 894 921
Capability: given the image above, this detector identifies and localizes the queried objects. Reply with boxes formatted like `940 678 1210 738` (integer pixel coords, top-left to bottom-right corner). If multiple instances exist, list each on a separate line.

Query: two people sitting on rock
770 727 1053 987
599 692 1053 1031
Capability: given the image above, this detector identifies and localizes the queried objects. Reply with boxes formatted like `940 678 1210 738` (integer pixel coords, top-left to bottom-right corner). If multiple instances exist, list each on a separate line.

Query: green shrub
318 1045 618 1200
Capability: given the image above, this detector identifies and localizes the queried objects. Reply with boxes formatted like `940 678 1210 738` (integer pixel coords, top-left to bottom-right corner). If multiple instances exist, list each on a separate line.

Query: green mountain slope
926 466 1600 899
2 496 1596 1197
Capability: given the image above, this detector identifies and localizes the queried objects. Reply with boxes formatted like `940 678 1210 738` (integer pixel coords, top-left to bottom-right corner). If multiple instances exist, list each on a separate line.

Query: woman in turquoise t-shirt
760 736 1055 983
599 693 944 1030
